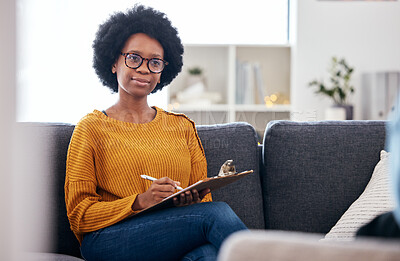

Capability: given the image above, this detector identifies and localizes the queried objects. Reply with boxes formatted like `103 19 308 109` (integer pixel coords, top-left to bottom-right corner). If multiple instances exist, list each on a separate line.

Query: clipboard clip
217 160 237 177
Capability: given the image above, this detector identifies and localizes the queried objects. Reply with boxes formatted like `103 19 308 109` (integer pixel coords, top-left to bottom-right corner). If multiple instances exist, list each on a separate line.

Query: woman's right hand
132 177 179 210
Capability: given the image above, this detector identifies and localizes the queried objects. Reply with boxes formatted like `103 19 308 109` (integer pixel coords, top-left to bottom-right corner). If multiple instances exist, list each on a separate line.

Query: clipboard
136 170 253 215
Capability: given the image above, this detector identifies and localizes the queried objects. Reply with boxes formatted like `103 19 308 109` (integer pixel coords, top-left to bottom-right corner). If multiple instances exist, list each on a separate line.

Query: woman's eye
128 54 141 63
150 59 161 67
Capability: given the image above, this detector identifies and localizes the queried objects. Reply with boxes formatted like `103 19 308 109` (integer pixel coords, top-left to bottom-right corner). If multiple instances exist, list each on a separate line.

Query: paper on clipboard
135 170 253 215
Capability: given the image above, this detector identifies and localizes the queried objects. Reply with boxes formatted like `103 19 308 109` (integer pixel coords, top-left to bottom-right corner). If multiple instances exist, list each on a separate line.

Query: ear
112 64 116 74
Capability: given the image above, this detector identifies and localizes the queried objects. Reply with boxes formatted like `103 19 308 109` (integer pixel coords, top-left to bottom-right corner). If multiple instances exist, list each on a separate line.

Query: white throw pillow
323 150 395 241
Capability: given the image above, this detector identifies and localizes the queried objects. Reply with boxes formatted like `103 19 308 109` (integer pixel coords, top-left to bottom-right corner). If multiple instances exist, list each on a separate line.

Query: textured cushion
323 150 395 241
197 122 265 229
262 120 387 233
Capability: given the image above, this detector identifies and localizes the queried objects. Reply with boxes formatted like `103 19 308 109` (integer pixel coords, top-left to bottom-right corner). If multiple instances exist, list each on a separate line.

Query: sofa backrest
18 121 264 258
261 120 387 234
197 122 265 230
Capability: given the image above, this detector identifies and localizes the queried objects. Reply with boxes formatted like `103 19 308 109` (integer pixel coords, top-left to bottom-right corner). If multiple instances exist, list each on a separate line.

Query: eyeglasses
120 52 168 74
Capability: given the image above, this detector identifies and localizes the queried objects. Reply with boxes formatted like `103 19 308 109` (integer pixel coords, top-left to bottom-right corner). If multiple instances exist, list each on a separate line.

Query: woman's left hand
172 188 209 207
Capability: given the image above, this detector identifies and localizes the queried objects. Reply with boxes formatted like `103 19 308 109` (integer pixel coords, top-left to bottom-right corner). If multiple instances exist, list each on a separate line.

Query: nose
136 58 150 74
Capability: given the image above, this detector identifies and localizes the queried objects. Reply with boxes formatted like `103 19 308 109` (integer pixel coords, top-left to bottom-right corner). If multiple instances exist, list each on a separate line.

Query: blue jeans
80 202 247 261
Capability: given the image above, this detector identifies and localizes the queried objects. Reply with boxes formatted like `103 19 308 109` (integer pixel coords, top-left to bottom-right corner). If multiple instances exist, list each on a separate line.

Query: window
17 0 288 123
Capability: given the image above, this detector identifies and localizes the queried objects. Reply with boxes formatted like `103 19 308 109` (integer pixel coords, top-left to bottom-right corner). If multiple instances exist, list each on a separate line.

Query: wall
17 1 287 124
290 0 400 121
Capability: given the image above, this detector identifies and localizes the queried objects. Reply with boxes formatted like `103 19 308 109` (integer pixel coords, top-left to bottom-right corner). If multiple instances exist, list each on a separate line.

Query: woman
65 5 247 261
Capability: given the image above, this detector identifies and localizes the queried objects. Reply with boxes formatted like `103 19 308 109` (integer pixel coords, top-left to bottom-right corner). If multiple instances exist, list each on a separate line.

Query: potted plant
176 66 221 105
308 56 355 120
188 66 203 76
187 66 204 87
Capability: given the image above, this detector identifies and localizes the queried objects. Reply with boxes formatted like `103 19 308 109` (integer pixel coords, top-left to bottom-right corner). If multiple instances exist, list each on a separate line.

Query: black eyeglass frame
120 52 168 74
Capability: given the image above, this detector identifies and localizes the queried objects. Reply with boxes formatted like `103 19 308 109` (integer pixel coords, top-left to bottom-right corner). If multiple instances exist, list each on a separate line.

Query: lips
131 77 150 86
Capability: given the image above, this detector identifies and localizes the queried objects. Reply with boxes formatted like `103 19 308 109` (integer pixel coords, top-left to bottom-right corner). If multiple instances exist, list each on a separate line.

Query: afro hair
92 5 184 93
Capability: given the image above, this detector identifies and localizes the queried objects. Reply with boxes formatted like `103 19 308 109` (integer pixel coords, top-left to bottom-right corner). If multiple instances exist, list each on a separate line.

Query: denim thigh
81 202 246 261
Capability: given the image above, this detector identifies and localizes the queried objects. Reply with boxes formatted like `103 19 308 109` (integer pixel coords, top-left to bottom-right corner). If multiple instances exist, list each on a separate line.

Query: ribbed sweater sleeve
65 117 137 243
65 108 212 244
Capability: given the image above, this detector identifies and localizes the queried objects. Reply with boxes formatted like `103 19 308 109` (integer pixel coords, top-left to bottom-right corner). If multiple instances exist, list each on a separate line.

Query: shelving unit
167 44 291 140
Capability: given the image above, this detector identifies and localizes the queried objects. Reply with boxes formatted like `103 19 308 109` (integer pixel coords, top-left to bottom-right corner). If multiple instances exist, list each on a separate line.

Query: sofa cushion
262 120 387 233
197 122 265 229
323 150 395 241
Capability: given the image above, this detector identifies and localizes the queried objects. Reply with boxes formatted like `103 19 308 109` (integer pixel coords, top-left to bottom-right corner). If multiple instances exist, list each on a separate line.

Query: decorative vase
187 75 203 88
337 104 353 120
325 105 353 120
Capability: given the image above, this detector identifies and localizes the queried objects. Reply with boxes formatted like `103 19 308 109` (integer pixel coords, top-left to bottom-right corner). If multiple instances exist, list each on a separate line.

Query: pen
140 175 184 191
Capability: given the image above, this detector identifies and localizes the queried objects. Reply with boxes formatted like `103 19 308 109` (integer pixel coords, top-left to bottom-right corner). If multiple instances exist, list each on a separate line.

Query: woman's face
112 33 164 99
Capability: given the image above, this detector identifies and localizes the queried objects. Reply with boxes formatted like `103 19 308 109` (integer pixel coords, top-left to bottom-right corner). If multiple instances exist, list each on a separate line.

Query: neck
106 94 156 124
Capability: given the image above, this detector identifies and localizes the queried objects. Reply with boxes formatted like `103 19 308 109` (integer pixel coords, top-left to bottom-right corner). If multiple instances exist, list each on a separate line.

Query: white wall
291 0 400 121
17 0 288 124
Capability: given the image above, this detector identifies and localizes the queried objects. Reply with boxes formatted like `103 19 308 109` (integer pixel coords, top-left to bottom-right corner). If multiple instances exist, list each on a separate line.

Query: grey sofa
20 120 398 260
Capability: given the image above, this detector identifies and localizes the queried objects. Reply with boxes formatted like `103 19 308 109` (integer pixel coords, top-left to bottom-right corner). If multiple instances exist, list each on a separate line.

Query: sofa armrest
218 230 400 261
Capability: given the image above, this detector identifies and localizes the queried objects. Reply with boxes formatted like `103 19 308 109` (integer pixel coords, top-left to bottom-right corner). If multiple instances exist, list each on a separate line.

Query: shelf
234 104 291 112
172 104 230 112
172 104 291 113
167 44 291 133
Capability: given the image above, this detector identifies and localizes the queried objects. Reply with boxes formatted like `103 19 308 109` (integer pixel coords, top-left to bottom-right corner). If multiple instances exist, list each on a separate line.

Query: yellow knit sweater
65 107 212 244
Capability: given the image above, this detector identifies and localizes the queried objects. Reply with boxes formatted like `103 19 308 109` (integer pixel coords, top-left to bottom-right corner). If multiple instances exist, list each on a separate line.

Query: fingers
172 189 202 207
176 191 192 206
152 177 184 192
147 178 210 207
149 185 174 200
184 191 193 204
147 177 178 202
152 177 177 192
153 177 177 189
199 188 211 199
140 177 185 209
192 189 200 203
